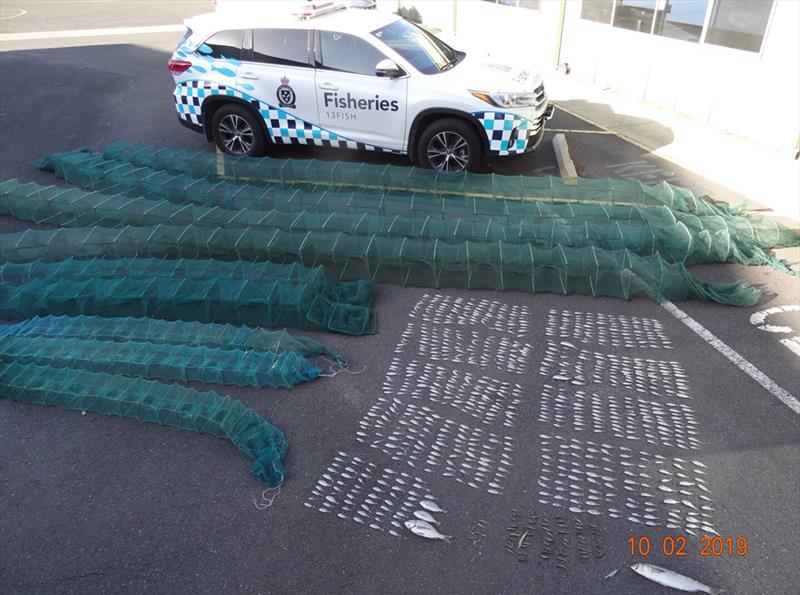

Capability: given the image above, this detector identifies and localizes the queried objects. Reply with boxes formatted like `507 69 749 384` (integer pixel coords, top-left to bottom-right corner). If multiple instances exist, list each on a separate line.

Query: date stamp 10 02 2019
628 535 748 558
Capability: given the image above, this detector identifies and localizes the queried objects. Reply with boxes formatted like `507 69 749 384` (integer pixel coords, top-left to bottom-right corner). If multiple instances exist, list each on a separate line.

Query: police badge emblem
276 76 296 108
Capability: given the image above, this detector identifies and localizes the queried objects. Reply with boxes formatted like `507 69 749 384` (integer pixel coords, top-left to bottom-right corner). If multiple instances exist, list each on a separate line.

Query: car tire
212 104 267 157
417 118 482 172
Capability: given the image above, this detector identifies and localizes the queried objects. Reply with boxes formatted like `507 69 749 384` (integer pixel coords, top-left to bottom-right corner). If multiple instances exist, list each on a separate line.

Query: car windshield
371 19 458 75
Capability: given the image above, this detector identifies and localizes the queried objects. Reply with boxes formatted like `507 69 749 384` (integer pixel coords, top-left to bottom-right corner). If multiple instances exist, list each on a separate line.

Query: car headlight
470 91 537 108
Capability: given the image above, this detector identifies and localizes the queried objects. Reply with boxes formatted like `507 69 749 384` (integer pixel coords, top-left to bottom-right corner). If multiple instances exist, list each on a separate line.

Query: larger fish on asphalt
631 563 718 594
404 519 452 543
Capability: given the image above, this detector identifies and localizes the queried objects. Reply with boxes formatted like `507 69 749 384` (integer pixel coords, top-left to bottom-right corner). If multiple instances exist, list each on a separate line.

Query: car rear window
200 29 244 60
251 29 310 67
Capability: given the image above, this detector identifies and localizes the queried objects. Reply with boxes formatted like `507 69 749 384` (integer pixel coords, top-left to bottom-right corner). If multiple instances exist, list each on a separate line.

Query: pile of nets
0 334 321 388
1 142 793 314
0 361 287 485
24 144 797 295
2 178 790 270
0 223 760 305
82 143 726 214
0 256 376 335
30 149 800 251
3 314 347 368
0 313 353 483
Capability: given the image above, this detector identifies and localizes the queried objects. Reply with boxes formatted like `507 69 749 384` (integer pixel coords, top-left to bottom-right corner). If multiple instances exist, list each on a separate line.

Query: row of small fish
546 308 673 349
411 294 532 338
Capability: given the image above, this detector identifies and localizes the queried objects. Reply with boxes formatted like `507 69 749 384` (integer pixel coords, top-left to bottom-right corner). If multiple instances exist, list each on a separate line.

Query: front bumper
475 103 555 158
518 104 554 154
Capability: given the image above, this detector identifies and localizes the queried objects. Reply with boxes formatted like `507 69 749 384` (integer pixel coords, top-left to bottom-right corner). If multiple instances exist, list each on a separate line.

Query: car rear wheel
417 118 482 172
212 104 267 157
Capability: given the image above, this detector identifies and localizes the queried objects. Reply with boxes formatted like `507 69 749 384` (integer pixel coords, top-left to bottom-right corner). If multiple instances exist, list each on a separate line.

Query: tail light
168 59 192 73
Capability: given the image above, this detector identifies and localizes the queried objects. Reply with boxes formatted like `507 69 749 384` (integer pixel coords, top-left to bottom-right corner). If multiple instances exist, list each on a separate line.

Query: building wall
559 0 799 151
388 0 799 151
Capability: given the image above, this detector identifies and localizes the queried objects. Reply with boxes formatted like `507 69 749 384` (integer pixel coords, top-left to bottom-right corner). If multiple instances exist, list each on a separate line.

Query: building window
653 1 709 43
482 0 540 9
581 0 614 23
613 0 657 33
705 0 774 52
580 0 774 53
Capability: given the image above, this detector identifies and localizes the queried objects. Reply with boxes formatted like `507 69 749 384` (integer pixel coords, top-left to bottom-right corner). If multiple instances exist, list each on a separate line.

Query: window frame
578 0 777 56
241 28 314 69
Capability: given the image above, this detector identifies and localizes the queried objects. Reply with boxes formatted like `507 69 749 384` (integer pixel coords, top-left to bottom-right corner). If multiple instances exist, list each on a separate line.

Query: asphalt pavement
1 3 798 594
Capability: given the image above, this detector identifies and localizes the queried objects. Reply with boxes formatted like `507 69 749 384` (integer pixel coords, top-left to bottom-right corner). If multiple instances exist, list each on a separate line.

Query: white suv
168 2 553 172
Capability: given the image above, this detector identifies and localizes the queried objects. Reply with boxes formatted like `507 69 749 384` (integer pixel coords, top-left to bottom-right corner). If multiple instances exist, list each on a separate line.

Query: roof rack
292 0 375 20
292 1 345 19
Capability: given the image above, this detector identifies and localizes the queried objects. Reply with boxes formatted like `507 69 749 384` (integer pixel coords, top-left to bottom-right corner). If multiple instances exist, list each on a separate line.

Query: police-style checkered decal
473 111 539 156
174 81 403 154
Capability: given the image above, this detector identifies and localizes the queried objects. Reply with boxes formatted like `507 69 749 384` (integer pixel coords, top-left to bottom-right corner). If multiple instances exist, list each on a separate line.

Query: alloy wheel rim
427 131 469 172
218 114 254 155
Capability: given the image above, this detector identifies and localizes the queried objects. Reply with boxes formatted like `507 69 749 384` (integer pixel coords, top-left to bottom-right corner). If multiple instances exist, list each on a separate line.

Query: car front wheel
417 118 482 172
212 104 267 157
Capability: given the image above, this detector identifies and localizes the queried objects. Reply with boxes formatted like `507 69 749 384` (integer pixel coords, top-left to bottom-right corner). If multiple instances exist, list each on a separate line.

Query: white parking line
0 24 183 42
661 300 800 415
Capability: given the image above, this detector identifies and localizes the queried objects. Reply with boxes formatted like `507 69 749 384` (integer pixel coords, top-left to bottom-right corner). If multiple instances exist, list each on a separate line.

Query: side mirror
375 59 403 78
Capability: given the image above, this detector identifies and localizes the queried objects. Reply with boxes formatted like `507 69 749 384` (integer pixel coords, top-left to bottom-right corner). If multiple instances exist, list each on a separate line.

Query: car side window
201 30 244 60
317 31 387 76
251 29 310 67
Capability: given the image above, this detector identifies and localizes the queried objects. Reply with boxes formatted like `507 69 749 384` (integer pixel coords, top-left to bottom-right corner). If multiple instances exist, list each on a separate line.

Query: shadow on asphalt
554 98 675 151
0 43 207 186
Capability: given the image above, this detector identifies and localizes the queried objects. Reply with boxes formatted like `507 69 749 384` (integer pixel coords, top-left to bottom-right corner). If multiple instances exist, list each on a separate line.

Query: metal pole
554 0 567 66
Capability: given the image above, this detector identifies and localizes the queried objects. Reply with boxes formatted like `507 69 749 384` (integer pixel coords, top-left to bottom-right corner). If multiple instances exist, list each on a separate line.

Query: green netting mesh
3 315 347 368
0 255 373 307
0 361 287 485
29 152 675 221
0 334 321 388
29 150 799 262
3 178 790 270
43 148 800 238
81 141 725 215
0 225 761 305
0 256 377 335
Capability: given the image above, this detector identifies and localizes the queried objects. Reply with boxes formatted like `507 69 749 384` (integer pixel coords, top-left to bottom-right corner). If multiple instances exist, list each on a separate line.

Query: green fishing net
2 178 789 270
0 361 287 485
29 149 799 264
0 333 321 388
0 225 761 305
3 315 347 368
36 149 800 247
0 256 374 307
0 256 377 335
83 142 722 214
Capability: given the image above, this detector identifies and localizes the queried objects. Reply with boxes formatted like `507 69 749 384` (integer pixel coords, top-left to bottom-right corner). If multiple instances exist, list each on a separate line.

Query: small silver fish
413 510 439 525
404 519 451 542
419 499 447 513
631 563 717 594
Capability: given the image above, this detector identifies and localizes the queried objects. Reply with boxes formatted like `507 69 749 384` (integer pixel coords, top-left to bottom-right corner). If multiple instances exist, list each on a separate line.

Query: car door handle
240 72 259 80
318 82 338 90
